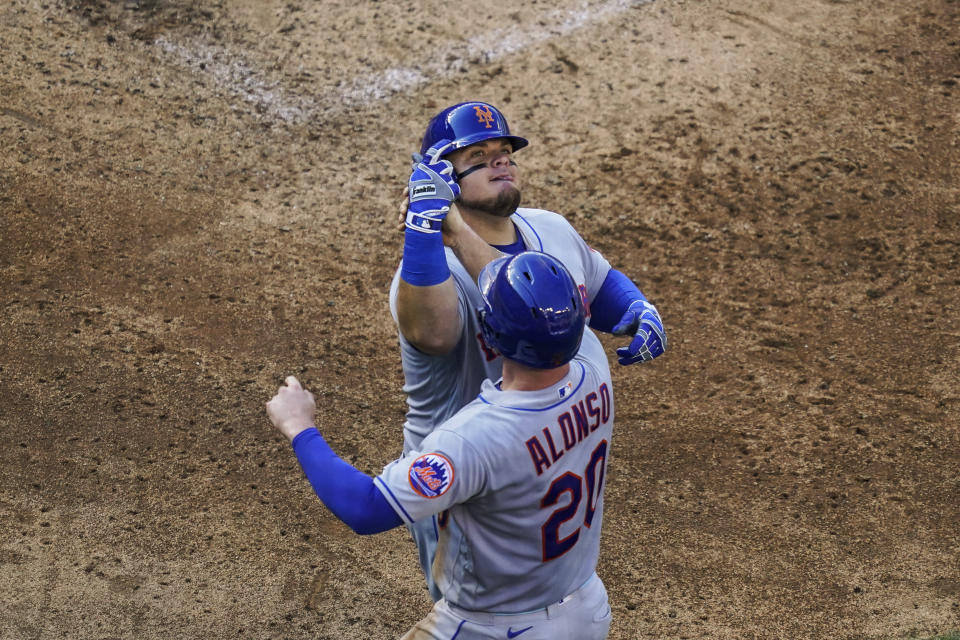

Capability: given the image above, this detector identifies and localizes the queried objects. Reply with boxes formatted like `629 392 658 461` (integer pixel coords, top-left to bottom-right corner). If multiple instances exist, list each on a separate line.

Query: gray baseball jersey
375 329 614 613
389 208 612 454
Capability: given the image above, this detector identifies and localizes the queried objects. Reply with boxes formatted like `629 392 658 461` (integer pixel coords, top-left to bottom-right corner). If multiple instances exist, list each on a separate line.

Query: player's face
449 139 521 218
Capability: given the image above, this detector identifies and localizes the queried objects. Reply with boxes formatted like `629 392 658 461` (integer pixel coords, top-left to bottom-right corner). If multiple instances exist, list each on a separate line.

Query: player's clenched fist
612 299 667 365
266 376 317 442
405 139 460 234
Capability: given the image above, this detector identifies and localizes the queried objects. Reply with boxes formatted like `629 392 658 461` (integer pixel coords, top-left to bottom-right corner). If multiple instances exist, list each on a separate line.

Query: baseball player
393 101 666 599
267 251 614 639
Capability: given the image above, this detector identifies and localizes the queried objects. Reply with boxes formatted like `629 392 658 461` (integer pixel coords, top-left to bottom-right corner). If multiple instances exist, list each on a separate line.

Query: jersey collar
478 361 587 412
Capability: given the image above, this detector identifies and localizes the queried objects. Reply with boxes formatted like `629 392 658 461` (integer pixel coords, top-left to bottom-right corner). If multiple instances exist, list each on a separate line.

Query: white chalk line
153 0 655 124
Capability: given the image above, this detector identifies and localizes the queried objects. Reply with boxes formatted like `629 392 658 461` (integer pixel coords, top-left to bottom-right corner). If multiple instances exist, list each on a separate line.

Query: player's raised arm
588 268 668 365
442 202 505 283
265 376 403 535
395 140 463 355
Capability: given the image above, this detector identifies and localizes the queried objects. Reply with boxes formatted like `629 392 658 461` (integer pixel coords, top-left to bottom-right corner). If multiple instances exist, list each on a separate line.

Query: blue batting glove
611 299 667 365
405 139 460 234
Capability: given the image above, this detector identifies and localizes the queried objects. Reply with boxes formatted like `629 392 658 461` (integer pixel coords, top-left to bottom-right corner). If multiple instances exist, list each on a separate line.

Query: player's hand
440 202 467 247
611 300 667 365
405 139 460 234
398 187 466 244
397 187 409 233
266 376 317 442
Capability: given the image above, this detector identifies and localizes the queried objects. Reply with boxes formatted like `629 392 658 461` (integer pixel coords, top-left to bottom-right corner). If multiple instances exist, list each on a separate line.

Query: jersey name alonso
389 208 612 453
374 330 614 613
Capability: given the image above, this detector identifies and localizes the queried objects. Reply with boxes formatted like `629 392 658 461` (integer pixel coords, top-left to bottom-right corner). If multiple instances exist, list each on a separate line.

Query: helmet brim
446 133 529 156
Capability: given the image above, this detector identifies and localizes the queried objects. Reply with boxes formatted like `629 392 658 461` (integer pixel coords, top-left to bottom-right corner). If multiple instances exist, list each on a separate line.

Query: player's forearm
588 268 648 332
396 278 462 354
291 428 402 535
446 222 505 283
398 192 464 353
589 269 667 365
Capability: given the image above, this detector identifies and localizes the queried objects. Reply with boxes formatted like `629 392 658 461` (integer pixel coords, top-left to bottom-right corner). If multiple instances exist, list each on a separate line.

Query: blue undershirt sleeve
588 268 648 333
290 428 403 535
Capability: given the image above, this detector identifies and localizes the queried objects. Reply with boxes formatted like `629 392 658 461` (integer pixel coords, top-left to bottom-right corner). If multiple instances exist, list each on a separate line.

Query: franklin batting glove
405 139 460 234
612 300 667 365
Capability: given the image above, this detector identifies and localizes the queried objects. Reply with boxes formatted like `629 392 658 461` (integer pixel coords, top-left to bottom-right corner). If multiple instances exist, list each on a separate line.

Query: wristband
400 225 450 286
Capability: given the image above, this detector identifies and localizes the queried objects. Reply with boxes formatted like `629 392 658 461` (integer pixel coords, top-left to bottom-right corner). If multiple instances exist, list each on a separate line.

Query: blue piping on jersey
477 362 586 412
374 477 416 523
511 211 544 251
450 620 467 639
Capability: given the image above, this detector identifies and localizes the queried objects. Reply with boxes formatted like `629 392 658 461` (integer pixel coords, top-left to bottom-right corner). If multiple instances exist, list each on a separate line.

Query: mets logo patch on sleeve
408 453 454 498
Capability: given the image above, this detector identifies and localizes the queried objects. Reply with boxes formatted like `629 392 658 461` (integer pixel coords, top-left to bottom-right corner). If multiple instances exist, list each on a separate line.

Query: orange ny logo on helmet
473 105 495 128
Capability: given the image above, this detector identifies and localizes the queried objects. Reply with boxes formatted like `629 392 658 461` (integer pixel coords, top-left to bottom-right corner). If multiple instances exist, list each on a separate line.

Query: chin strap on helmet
455 159 517 182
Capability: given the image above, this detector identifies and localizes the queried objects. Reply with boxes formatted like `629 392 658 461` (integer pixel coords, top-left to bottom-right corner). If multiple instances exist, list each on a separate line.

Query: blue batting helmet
420 102 529 157
478 251 586 369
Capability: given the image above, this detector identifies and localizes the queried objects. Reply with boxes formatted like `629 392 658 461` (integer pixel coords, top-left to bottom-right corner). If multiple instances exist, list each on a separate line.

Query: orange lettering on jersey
571 401 591 441
558 412 577 450
529 385 611 478
473 105 495 128
599 383 611 423
542 427 564 463
585 391 601 431
415 465 443 491
526 436 550 476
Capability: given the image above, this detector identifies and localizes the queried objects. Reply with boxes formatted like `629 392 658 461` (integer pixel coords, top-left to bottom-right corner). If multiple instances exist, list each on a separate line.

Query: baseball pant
400 572 612 640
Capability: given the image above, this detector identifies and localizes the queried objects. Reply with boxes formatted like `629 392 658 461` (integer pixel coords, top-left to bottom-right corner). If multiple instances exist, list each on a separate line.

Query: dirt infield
1 0 958 638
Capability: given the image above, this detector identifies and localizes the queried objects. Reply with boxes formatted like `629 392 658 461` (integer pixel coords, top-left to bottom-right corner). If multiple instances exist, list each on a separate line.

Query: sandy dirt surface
1 0 958 638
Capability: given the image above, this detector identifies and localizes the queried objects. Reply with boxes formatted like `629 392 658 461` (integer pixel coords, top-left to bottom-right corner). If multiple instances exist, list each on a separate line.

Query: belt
444 573 597 624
